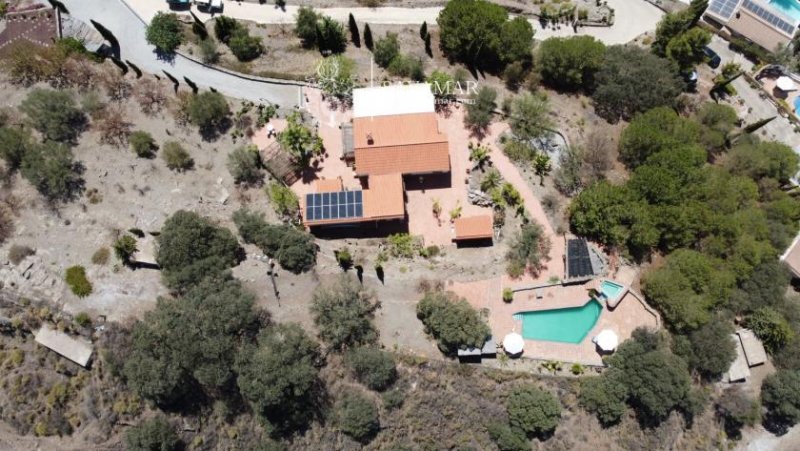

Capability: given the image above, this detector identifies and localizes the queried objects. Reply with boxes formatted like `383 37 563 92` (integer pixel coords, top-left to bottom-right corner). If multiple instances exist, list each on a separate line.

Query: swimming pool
769 0 800 21
599 280 624 300
794 96 800 113
514 299 603 344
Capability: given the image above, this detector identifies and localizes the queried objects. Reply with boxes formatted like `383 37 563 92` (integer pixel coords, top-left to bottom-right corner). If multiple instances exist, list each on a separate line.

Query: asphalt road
59 0 303 107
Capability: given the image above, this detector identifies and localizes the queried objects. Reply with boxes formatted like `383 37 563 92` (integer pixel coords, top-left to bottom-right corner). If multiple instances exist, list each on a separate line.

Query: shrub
537 36 606 91
227 144 263 185
228 28 264 61
336 247 353 270
113 235 138 264
387 233 418 258
124 415 179 451
187 91 229 133
161 141 194 171
387 54 425 81
8 245 35 265
65 265 92 297
335 390 380 442
382 389 405 410
465 86 497 134
578 374 628 426
277 111 324 167
316 16 347 54
506 223 551 277
487 422 529 451
74 312 92 328
295 6 320 48
761 370 800 428
345 347 397 390
374 33 400 68
503 61 527 91
198 37 220 64
748 307 794 353
214 16 240 43
267 182 300 218
91 247 110 265
0 126 33 170
506 385 561 437
310 275 379 350
129 131 157 158
715 386 760 438
502 288 514 303
416 289 490 355
20 88 85 142
20 141 84 203
145 12 183 53
233 208 317 273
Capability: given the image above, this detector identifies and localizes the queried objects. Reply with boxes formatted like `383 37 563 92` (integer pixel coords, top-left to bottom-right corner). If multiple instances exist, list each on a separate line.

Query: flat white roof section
35 324 93 367
727 334 751 383
352 83 435 118
737 329 768 367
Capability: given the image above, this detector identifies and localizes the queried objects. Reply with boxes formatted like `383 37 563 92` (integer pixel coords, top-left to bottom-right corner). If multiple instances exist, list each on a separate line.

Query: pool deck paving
452 278 660 366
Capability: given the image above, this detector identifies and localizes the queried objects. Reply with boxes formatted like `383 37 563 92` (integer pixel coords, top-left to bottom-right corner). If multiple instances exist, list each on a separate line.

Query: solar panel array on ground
306 190 363 222
567 239 594 278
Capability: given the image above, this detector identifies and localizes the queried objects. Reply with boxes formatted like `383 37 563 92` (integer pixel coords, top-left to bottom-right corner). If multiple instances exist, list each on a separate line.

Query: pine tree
420 21 428 40
688 0 709 26
424 33 432 57
348 13 361 47
364 23 373 51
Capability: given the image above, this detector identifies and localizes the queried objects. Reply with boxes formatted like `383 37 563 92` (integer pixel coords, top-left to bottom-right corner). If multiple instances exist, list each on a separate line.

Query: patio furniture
502 332 524 355
593 329 618 352
777 76 797 92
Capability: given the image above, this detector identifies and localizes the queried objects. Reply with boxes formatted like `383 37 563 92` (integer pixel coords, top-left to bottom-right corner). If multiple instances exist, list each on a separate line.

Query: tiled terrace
451 278 660 366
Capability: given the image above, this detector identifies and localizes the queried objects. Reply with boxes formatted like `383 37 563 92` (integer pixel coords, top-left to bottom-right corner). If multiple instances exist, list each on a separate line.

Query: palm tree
469 143 491 170
480 168 502 192
533 153 552 185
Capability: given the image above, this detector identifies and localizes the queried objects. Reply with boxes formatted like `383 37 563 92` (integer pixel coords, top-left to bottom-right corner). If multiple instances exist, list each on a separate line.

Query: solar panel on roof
305 190 365 222
741 0 798 35
709 0 740 20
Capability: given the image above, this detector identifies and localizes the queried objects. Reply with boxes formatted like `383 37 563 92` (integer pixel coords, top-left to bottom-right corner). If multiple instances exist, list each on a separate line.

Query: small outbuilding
34 324 93 368
727 334 751 383
453 215 494 245
737 329 768 367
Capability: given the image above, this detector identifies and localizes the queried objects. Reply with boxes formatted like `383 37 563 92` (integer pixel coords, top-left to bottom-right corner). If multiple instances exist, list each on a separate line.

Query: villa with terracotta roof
304 84 455 232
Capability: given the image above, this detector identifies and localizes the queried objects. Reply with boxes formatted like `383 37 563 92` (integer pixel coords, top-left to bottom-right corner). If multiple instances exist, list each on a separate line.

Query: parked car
703 46 722 69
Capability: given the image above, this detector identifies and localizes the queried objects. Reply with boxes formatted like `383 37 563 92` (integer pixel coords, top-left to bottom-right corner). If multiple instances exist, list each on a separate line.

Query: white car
195 0 223 11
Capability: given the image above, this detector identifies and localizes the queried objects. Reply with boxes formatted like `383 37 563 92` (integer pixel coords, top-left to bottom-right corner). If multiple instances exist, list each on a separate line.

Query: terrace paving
451 278 660 366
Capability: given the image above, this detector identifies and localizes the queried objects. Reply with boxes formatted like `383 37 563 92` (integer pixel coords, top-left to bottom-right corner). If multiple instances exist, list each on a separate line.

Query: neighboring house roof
34 324 93 367
454 215 494 240
353 113 450 177
352 84 435 118
780 232 800 277
737 329 768 367
726 6 793 51
363 173 405 221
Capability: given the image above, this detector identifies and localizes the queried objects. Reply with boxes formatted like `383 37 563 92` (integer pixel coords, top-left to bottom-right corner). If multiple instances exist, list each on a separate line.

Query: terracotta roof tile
363 173 405 220
454 215 494 240
353 113 450 176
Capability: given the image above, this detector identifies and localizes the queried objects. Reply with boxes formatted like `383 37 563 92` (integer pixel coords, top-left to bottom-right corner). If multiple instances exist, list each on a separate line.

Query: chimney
366 133 374 145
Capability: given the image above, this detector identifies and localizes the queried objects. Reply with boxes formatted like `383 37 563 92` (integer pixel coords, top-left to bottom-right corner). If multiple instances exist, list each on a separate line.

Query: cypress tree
424 33 432 57
348 13 361 47
420 21 428 40
364 23 373 51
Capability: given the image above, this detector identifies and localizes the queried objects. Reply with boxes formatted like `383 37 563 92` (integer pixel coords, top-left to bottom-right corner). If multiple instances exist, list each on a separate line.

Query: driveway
59 0 303 107
129 0 663 45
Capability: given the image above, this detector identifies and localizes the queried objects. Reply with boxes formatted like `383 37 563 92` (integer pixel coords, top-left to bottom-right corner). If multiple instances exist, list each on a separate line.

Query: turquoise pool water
514 299 603 344
599 280 624 300
769 0 800 20
794 96 800 113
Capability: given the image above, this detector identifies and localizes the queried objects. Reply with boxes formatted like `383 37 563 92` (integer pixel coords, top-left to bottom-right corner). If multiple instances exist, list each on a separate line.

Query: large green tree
146 12 183 53
416 289 490 355
537 36 606 91
156 210 243 291
187 91 230 136
236 323 321 433
618 106 700 169
437 0 531 69
124 415 180 451
123 278 256 405
20 140 85 203
277 112 324 167
592 46 683 122
761 370 800 429
509 92 553 143
310 276 379 351
233 208 317 273
506 385 562 437
20 88 85 143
